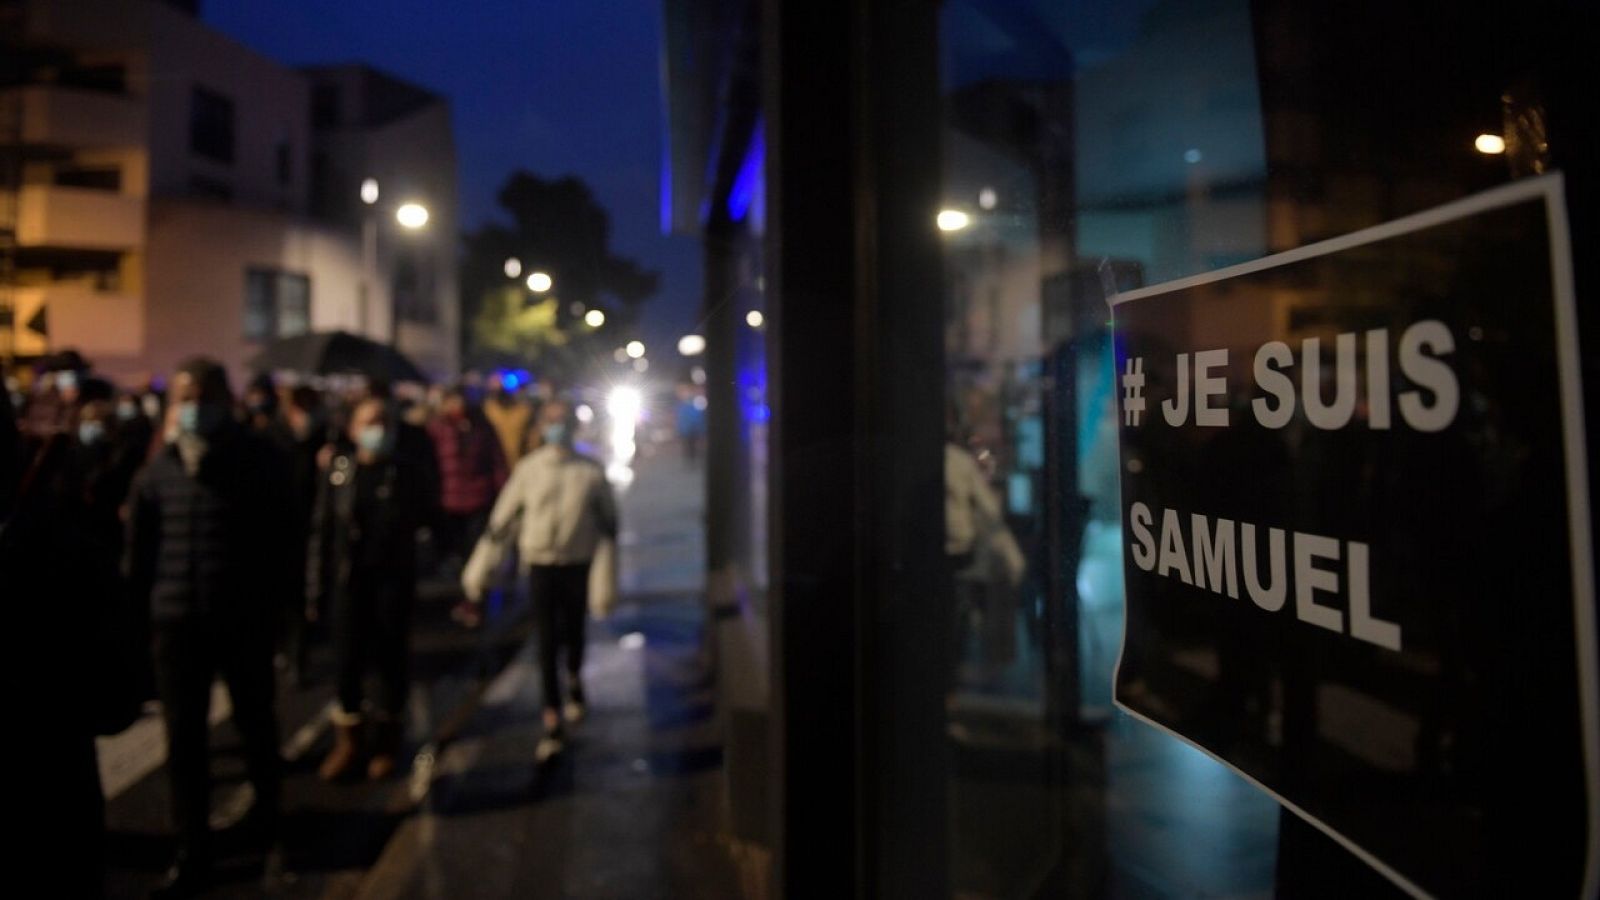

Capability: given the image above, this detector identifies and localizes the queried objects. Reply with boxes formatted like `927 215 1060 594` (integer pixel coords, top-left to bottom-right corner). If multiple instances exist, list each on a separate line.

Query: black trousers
531 563 590 713
331 574 413 720
152 618 281 857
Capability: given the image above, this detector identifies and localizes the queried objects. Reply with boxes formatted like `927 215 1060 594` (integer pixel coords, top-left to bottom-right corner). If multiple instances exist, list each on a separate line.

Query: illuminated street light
677 334 706 356
585 309 607 328
526 271 553 293
625 340 646 359
978 187 997 210
504 257 522 278
360 178 380 205
746 310 765 329
936 209 970 232
396 202 429 229
1474 133 1506 155
633 357 650 373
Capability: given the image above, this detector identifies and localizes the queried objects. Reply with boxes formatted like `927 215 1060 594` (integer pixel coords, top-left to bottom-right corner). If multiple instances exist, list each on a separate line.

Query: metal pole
360 213 376 337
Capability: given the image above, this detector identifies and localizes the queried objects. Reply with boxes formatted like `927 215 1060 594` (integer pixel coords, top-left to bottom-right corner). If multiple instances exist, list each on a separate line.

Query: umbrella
248 331 428 384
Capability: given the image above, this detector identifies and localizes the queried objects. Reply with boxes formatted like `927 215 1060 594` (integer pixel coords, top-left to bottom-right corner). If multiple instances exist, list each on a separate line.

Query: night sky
205 0 702 356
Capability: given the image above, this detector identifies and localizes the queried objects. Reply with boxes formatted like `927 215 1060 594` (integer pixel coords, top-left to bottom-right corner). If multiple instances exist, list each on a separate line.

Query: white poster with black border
1111 173 1597 898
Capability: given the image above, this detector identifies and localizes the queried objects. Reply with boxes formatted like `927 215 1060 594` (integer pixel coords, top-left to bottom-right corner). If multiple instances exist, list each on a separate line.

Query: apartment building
0 0 458 383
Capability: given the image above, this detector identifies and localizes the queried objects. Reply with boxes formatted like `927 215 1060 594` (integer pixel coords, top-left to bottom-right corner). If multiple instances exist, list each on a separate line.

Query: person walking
483 380 533 464
124 358 294 897
2 388 144 899
479 400 617 762
308 396 440 781
427 387 507 626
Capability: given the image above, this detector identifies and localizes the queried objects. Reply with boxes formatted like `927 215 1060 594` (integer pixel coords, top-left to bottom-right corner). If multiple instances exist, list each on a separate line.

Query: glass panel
936 0 1579 895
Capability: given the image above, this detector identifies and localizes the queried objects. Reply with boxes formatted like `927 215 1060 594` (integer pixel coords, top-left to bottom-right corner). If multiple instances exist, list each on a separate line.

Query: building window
190 85 235 164
244 268 311 340
53 166 121 191
276 141 292 186
392 252 437 324
312 84 341 129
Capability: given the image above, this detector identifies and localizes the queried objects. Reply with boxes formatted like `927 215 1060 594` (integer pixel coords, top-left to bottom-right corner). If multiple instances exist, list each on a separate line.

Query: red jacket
426 412 507 515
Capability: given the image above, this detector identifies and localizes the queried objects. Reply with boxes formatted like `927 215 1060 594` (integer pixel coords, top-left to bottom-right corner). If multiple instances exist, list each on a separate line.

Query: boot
151 849 211 899
367 719 402 781
318 722 363 782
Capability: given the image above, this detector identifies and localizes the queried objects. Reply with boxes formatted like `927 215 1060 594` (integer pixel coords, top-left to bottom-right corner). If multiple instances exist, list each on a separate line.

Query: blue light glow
727 119 765 224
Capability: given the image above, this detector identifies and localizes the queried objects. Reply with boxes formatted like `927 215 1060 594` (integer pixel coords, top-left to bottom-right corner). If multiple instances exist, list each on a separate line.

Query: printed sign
1112 174 1596 898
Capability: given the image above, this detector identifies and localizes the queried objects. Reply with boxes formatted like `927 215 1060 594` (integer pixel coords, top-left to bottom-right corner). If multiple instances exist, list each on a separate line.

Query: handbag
588 537 619 619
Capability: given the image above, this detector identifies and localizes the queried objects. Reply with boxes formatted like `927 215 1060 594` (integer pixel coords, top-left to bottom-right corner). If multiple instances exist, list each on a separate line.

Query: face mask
78 421 105 446
176 402 201 435
116 401 139 421
542 422 569 446
357 424 386 454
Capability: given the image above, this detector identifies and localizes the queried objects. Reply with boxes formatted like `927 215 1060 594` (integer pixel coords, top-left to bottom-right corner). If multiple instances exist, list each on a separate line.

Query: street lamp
625 340 646 359
1474 133 1506 155
585 309 606 328
360 178 380 205
526 271 553 293
936 209 970 232
504 257 522 278
746 310 765 329
396 202 430 229
677 334 706 356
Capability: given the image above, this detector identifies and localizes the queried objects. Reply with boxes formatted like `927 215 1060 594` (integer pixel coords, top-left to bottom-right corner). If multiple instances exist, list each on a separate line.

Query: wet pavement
100 444 738 899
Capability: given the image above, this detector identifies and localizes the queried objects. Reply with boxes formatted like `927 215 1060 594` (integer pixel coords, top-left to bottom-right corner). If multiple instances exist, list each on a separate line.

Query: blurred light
746 310 765 329
692 395 707 411
396 202 429 229
625 340 646 359
503 257 522 278
1475 133 1506 155
978 187 997 210
613 348 629 363
608 386 643 421
501 372 519 389
620 632 646 650
633 357 650 373
606 461 637 488
575 403 594 424
360 178 379 205
936 209 970 232
585 309 607 328
1183 148 1203 164
690 366 706 385
677 334 706 356
526 271 553 293
570 301 586 315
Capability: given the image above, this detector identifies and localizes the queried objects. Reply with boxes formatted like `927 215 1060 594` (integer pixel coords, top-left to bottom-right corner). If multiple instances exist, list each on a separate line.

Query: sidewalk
351 445 740 899
101 564 535 898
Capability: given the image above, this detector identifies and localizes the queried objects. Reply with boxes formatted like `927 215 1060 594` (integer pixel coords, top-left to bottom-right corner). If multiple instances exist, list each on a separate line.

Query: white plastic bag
588 537 619 619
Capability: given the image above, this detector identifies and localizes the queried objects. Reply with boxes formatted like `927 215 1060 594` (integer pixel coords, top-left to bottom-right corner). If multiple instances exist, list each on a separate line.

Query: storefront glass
935 0 1592 895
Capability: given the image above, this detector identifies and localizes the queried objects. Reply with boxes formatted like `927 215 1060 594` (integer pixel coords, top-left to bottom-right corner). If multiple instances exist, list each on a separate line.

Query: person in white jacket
482 399 617 760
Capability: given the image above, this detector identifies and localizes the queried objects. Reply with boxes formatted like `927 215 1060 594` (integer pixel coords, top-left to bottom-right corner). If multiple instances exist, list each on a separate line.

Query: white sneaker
535 733 564 764
563 700 586 724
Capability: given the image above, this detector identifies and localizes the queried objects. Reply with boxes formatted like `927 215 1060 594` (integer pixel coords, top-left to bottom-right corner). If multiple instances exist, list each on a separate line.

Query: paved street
102 444 737 899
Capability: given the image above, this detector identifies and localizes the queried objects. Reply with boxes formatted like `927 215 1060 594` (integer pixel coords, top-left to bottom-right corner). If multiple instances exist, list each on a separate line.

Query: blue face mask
357 424 387 454
176 402 200 434
542 422 569 446
78 421 105 446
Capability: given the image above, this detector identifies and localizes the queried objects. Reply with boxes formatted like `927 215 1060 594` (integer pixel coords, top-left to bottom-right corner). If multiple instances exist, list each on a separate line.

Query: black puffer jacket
125 425 294 625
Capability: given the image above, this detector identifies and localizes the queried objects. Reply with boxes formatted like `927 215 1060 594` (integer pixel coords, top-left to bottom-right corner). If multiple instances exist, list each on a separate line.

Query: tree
461 171 659 382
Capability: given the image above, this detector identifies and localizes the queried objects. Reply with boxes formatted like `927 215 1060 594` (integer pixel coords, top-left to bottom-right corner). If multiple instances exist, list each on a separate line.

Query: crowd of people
1 350 618 899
